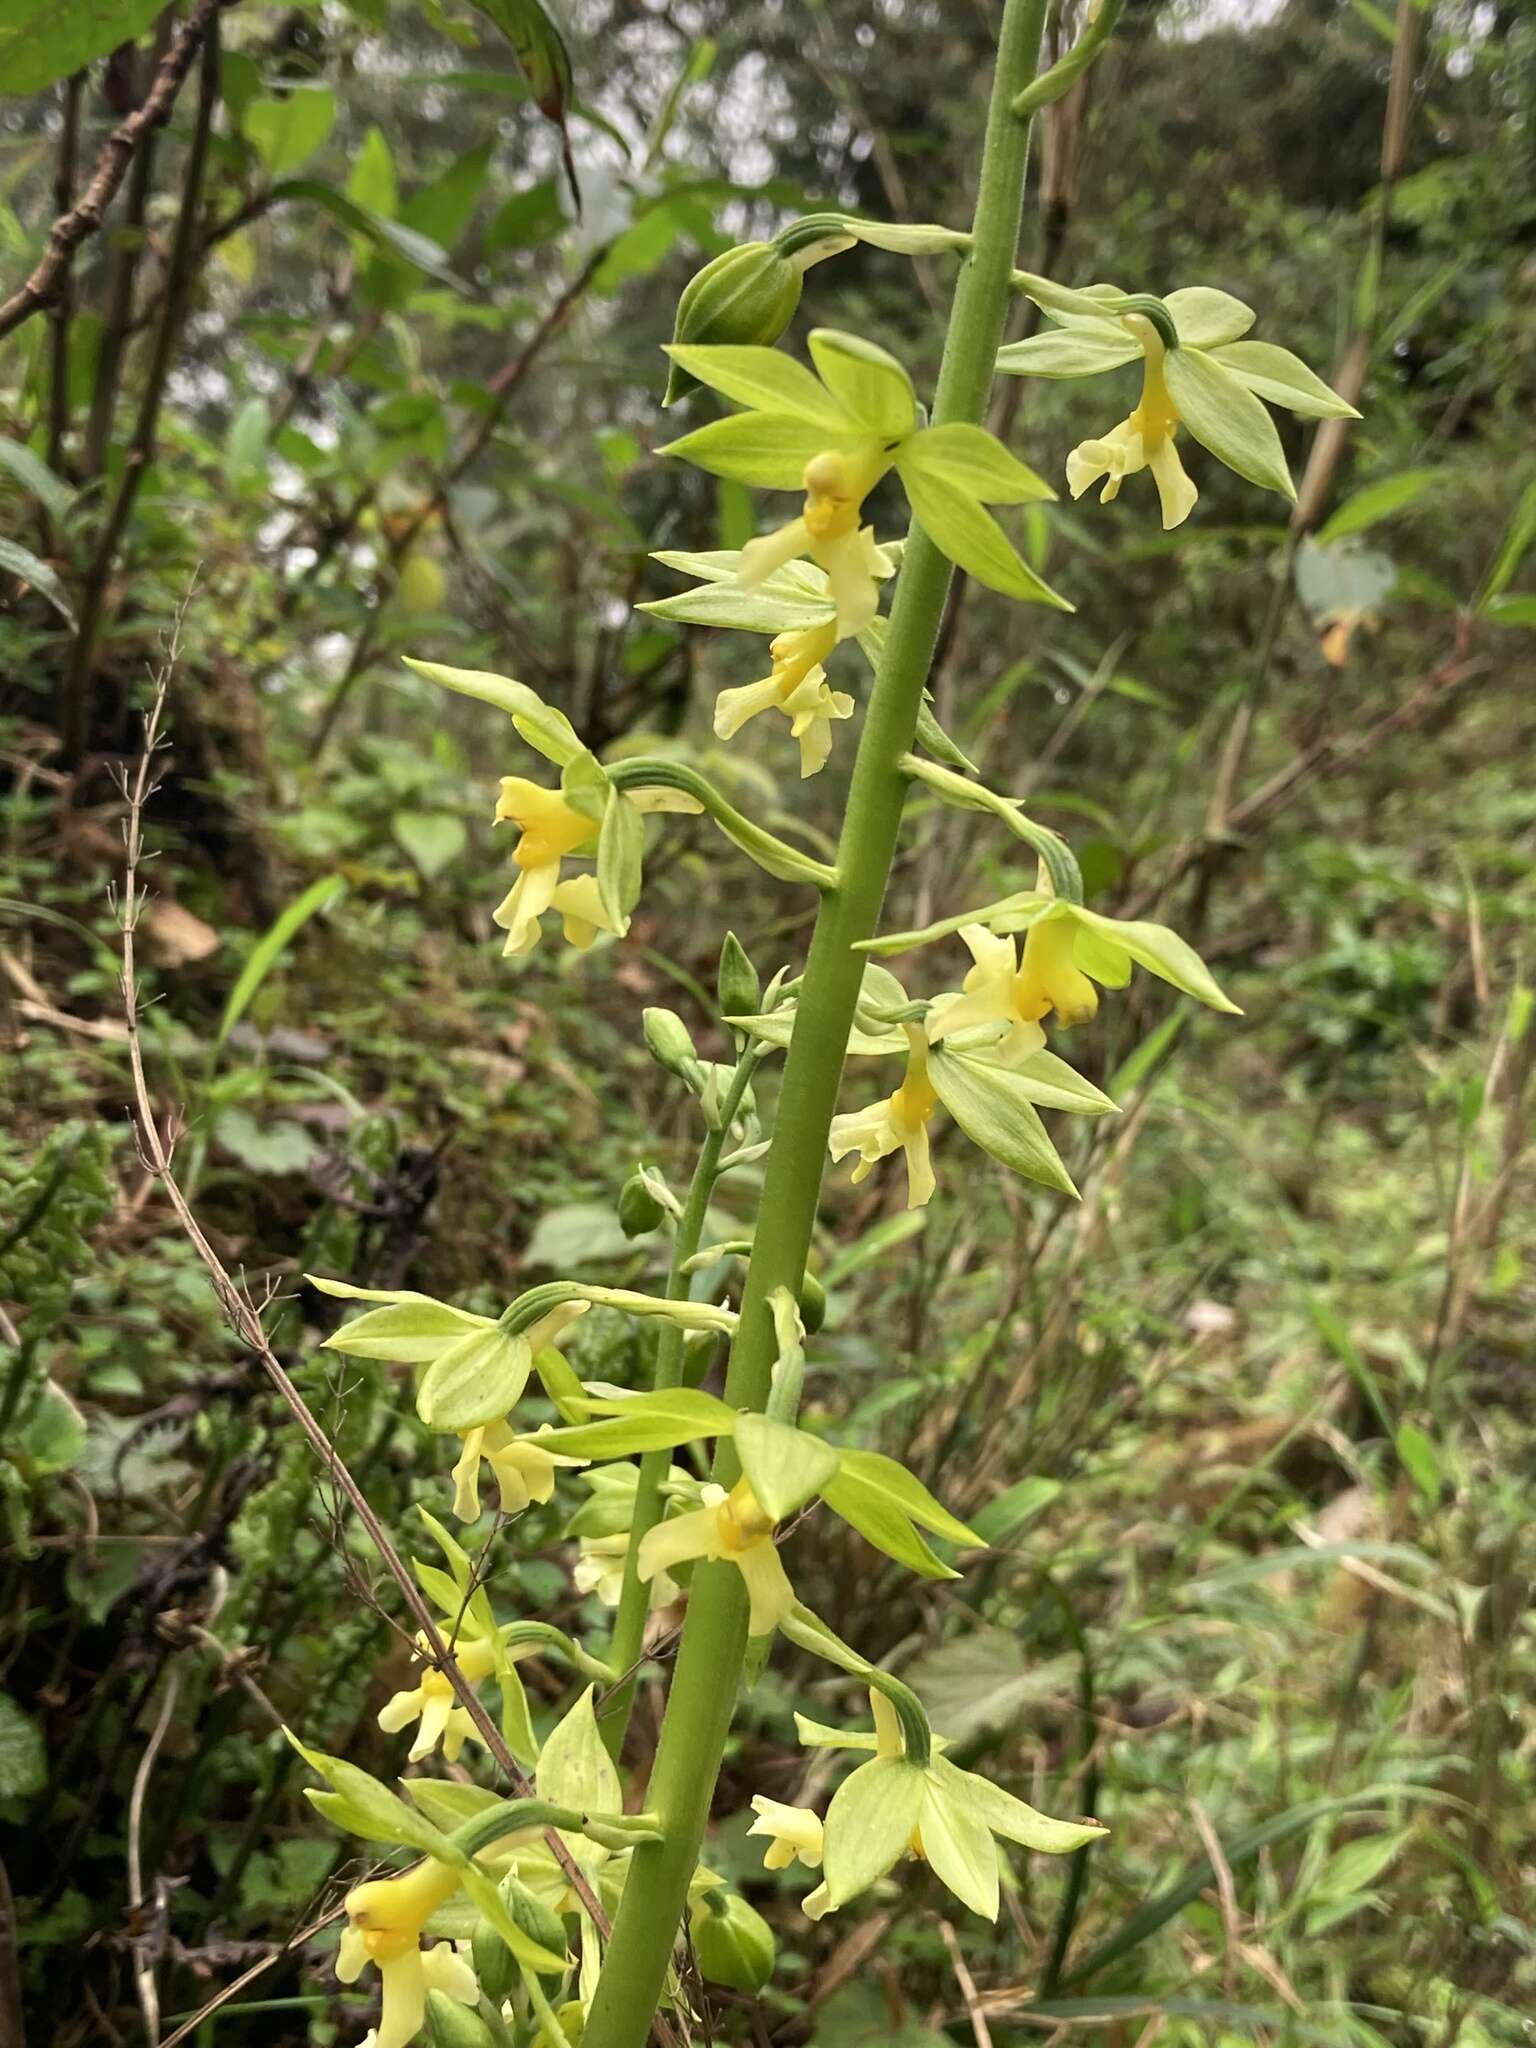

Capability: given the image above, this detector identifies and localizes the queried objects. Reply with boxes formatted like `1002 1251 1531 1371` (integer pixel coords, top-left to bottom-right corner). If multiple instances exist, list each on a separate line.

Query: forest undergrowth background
1 0 1533 2043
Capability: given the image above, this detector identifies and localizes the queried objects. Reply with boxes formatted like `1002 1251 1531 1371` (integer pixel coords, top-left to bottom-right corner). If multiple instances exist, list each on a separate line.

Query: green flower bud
499 1869 569 1964
799 1270 827 1335
471 1919 518 2007
540 2000 586 2048
643 1007 699 1080
689 1888 776 1993
619 1171 667 1238
717 931 761 1022
426 1989 498 2048
664 243 802 406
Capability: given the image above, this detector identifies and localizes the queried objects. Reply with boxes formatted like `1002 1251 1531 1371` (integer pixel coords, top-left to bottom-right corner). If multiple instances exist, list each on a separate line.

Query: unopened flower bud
799 1270 827 1335
643 1007 699 1079
619 1171 667 1238
664 243 802 406
717 931 761 1022
471 1920 518 2007
426 1989 498 2048
689 1888 776 1992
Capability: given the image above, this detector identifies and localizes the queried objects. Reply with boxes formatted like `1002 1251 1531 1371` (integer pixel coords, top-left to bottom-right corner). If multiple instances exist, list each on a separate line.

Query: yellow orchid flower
336 1859 472 2048
636 1477 795 1638
450 1422 587 1523
713 621 853 778
926 916 1098 1052
748 1796 824 1874
739 449 895 639
828 1024 938 1210
574 1531 679 1610
1065 314 1198 529
492 780 701 957
376 1630 505 1763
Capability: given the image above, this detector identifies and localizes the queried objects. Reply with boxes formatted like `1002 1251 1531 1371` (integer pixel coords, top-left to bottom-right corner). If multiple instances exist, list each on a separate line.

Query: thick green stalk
601 1051 762 1758
580 7 1050 2044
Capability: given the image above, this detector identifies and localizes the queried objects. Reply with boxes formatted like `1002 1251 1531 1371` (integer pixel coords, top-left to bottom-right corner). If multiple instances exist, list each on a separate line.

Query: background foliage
1 0 1533 2043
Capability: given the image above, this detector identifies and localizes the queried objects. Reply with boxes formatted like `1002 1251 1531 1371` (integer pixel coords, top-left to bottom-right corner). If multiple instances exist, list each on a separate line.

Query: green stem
601 1050 763 1760
581 7 1050 2043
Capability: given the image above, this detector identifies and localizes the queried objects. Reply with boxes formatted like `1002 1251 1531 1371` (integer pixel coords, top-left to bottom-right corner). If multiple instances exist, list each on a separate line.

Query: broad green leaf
663 345 850 426
1163 286 1255 348
216 874 346 1051
807 329 915 439
224 397 270 489
901 465 1071 610
245 89 337 177
321 1299 490 1365
822 1469 959 1580
833 1448 981 1548
0 0 162 95
417 1327 534 1431
400 141 492 253
970 1477 1062 1546
822 1758 926 1905
0 1695 45 1798
996 328 1141 379
394 811 468 880
1067 905 1240 1012
469 0 572 123
734 1414 839 1521
0 438 73 521
346 126 399 219
659 412 844 490
918 1778 1000 1918
1211 340 1359 419
403 658 583 764
0 536 75 626
899 422 1053 505
1314 468 1441 544
1163 346 1295 499
929 1048 1079 1197
931 1754 1105 1854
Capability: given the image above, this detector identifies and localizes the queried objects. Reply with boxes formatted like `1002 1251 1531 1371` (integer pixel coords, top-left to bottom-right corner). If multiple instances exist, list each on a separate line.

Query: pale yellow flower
336 1860 472 2048
450 1423 586 1523
748 1796 824 1873
636 1478 795 1638
713 620 853 778
739 450 894 638
492 780 599 955
376 1632 500 1763
1065 315 1198 530
925 923 1072 1056
574 1531 679 1610
828 1025 938 1209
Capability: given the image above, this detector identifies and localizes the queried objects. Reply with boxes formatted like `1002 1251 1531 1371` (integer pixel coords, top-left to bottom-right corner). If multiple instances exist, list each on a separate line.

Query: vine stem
580 5 1052 2042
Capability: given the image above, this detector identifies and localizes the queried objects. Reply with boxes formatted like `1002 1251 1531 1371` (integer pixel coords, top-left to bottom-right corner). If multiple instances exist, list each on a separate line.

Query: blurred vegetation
1 0 1534 2044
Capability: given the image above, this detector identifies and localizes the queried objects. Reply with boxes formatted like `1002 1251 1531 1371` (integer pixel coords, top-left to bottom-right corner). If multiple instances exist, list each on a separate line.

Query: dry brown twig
116 603 617 1942
0 0 232 344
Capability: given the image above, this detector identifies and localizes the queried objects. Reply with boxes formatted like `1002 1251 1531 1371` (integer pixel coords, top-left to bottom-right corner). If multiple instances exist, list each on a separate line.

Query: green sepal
532 1387 739 1459
929 1046 1079 1197
898 422 1053 504
659 412 842 491
822 1469 961 1580
1067 903 1241 1012
734 1413 838 1521
417 1325 534 1432
917 1776 1001 1918
899 460 1072 610
559 747 610 825
596 786 644 932
287 1731 458 1857
1210 339 1361 419
1162 285 1255 349
821 1757 926 1907
806 328 916 440
661 344 849 426
929 1751 1106 1855
1163 345 1296 500
402 658 583 765
320 1295 491 1364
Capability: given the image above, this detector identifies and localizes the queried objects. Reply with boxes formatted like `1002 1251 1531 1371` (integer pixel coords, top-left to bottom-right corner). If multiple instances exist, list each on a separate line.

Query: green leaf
245 89 337 177
18 1378 86 1473
417 1326 534 1432
212 1109 319 1178
1314 468 1441 544
807 329 915 439
346 125 399 219
597 788 644 932
323 1299 492 1365
821 1757 927 1906
535 1685 621 1869
928 1047 1079 1197
399 141 492 254
224 396 270 489
216 874 346 1052
0 438 73 520
996 328 1141 379
0 1694 45 1798
1210 340 1359 419
1162 286 1255 348
290 1734 455 1856
0 0 163 96
1395 1421 1442 1503
734 1414 839 1521
0 536 75 626
664 345 849 427
1163 346 1295 500
899 423 1053 505
469 0 572 123
900 464 1071 610
659 412 843 491
833 1448 981 1547
1067 904 1240 1012
1484 592 1536 627
1479 478 1536 604
394 811 468 880
403 658 583 764
269 181 461 286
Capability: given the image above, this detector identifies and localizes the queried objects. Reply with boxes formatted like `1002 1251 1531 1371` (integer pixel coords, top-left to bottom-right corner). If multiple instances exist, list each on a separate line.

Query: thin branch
45 72 84 480
116 614 614 1939
127 1671 183 2047
0 0 229 345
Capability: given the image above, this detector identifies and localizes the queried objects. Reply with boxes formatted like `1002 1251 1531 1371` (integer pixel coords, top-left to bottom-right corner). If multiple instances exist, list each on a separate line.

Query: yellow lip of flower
1065 315 1198 531
713 622 853 779
635 1477 795 1638
337 1859 468 2048
925 925 1050 1064
450 1420 587 1522
1013 913 1100 1027
377 1631 500 1762
828 1024 938 1209
748 1795 825 1872
737 448 896 639
574 1531 679 1609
